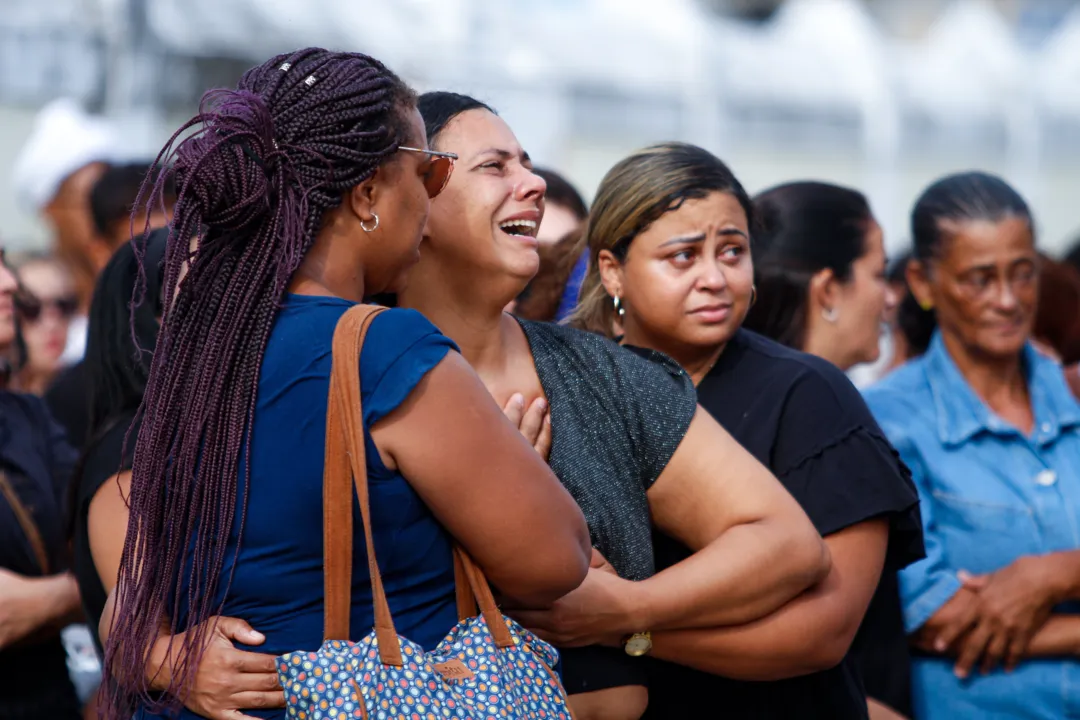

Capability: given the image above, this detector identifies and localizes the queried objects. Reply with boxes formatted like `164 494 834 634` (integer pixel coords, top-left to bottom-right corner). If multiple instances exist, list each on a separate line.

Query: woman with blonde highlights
572 143 923 720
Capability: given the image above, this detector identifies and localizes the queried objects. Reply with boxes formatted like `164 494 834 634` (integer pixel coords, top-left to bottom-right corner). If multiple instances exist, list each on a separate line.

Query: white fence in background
2 0 1079 253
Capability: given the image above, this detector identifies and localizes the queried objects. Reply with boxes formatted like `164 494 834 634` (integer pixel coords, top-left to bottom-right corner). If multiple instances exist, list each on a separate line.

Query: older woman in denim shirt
865 172 1080 719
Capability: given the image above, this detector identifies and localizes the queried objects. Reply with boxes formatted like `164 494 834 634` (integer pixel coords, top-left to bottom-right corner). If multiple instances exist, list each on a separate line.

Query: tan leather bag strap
0 469 50 575
456 547 514 647
453 549 478 620
323 305 512 665
324 304 401 662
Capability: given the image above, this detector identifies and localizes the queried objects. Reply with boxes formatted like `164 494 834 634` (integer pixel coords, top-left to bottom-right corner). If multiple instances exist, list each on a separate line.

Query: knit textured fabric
518 320 697 581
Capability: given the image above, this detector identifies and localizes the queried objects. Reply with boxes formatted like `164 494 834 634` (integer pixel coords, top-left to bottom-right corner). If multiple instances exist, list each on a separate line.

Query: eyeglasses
398 146 458 198
15 294 78 323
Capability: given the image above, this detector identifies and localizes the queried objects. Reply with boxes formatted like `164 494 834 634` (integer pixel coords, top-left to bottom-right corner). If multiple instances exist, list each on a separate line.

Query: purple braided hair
103 47 416 719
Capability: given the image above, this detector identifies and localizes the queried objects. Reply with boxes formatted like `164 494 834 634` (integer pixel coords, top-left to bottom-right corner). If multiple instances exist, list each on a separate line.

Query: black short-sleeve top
518 320 698 581
72 409 140 659
640 329 925 719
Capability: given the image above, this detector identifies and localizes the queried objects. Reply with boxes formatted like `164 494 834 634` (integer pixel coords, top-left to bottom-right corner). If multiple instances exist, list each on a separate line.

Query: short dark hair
743 181 874 350
417 91 495 148
533 168 587 221
89 162 177 239
906 171 1035 344
569 142 753 336
85 227 167 442
912 171 1033 262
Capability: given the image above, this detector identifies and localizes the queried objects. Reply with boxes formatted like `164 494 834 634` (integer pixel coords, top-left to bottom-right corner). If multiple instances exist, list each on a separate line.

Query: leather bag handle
322 305 513 666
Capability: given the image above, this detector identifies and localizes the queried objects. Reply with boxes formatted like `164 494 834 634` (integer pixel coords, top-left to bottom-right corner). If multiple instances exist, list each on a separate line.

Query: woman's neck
621 325 726 386
399 273 518 378
943 331 1029 413
288 221 367 301
803 331 852 371
12 366 51 396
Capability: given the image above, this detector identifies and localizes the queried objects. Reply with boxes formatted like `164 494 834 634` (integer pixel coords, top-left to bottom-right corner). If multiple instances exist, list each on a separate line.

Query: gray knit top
518 320 698 581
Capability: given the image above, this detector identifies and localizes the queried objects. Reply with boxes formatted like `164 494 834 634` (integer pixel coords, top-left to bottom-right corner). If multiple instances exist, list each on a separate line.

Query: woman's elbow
802 630 851 674
761 618 854 680
779 520 831 591
500 557 589 607
793 595 864 675
769 638 848 679
498 528 591 607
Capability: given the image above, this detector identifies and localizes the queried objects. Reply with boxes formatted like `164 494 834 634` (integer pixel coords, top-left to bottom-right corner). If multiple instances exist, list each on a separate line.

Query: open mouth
498 219 539 239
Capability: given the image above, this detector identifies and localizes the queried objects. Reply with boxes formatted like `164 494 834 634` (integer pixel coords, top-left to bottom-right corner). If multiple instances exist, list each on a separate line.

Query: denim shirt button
1042 422 1053 434
1035 470 1058 486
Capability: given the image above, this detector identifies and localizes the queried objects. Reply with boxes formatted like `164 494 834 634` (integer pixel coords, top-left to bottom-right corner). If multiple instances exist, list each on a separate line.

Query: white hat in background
12 98 120 213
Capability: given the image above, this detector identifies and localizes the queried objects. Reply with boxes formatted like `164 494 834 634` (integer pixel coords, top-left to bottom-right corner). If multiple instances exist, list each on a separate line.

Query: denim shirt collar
924 331 1080 447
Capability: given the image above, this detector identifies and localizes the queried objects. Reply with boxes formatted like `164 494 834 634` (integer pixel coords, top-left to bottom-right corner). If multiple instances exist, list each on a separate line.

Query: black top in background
0 392 82 719
45 361 92 450
72 409 139 659
635 329 924 720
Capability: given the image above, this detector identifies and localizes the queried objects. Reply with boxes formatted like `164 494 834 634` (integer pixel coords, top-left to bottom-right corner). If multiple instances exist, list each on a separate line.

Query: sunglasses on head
398 146 458 198
16 294 78 322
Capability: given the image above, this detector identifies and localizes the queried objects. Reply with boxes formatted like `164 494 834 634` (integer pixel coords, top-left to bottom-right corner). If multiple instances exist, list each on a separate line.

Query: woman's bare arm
646 519 887 678
87 471 132 596
1019 616 1080 656
915 614 1080 660
868 698 909 720
372 352 592 607
0 569 80 649
626 409 830 631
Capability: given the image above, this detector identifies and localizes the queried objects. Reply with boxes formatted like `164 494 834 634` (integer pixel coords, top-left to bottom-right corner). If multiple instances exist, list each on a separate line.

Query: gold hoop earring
360 214 380 233
613 295 625 318
750 285 757 308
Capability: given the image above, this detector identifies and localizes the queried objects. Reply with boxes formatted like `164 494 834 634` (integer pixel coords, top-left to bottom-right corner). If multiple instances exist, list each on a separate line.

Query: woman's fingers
534 410 552 460
500 394 551 457
1005 630 1033 672
519 398 549 451
956 570 990 591
980 629 1009 675
502 394 525 428
228 690 287 711
933 602 979 651
212 616 266 646
231 649 279 674
954 622 993 679
230 667 285 692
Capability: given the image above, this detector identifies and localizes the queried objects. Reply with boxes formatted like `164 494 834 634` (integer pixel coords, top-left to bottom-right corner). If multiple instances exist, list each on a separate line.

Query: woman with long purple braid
96 48 591 720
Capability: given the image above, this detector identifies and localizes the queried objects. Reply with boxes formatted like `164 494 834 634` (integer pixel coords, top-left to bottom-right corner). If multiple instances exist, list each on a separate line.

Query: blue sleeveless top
140 295 457 719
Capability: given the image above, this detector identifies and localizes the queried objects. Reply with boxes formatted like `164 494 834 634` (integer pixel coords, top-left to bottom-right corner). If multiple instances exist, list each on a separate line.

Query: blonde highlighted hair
569 142 753 336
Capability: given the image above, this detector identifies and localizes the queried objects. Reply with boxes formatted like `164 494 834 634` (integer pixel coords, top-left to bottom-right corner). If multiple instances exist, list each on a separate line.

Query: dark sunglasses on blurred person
16 293 79 322
398 146 457 198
